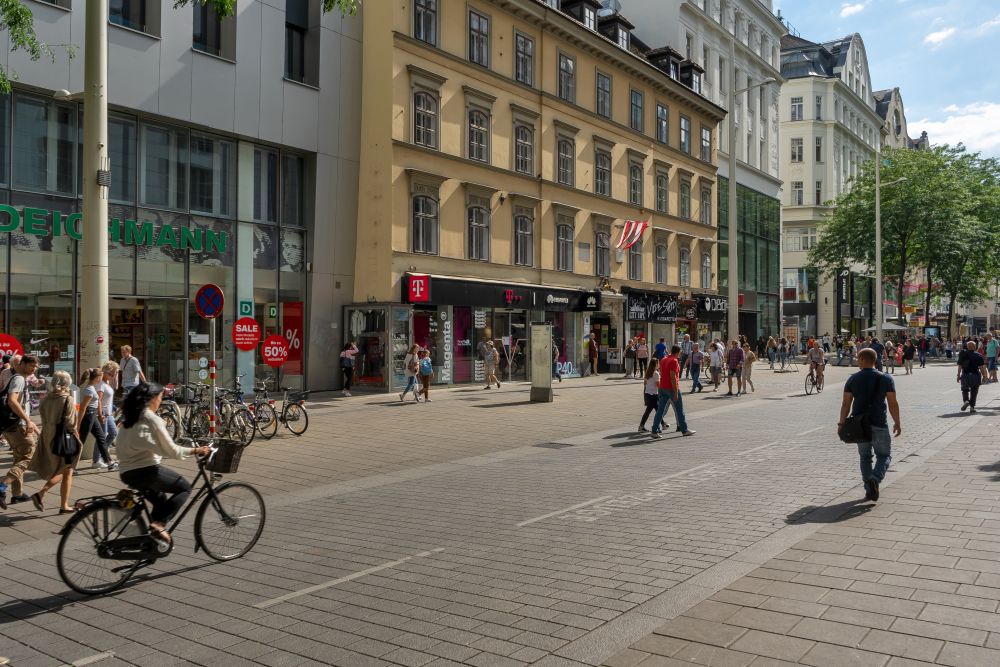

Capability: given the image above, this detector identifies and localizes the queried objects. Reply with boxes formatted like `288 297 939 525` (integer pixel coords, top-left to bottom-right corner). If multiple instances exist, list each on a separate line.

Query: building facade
353 0 727 391
617 0 785 340
779 32 881 339
0 0 361 391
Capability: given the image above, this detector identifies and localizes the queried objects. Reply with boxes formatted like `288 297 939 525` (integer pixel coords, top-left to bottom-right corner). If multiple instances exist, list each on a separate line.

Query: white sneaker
107 461 119 472
342 390 352 397
399 392 405 401
91 461 109 470
424 397 432 402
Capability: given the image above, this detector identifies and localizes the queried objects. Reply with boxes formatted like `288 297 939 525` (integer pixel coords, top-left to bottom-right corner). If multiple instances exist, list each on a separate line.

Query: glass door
144 299 187 386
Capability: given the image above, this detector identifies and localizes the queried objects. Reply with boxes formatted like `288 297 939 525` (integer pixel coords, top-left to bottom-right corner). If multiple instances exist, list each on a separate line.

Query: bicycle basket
288 390 310 403
205 439 246 474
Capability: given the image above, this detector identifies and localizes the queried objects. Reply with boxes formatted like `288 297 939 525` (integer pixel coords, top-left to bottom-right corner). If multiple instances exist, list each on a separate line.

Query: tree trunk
924 262 933 331
947 291 958 340
897 254 907 327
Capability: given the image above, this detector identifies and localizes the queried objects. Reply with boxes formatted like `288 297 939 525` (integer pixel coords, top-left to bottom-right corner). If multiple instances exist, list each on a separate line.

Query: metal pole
210 318 217 442
79 0 110 371
874 145 883 341
727 33 739 343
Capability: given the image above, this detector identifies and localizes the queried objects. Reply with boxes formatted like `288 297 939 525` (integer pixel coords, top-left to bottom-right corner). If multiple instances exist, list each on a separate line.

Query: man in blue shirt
654 337 668 362
868 335 885 372
839 348 901 502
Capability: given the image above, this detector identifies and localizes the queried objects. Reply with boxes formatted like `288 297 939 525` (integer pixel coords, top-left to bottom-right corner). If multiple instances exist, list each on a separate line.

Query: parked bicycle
250 378 280 440
56 439 265 595
254 376 309 436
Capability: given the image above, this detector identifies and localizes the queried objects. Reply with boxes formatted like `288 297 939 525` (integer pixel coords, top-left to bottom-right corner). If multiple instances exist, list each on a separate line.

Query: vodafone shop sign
261 335 289 368
232 317 261 352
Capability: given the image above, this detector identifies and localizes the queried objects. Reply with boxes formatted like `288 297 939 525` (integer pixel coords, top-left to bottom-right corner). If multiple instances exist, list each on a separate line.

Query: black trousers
121 465 192 524
640 393 667 428
342 368 354 391
961 372 982 407
79 410 111 464
637 358 649 375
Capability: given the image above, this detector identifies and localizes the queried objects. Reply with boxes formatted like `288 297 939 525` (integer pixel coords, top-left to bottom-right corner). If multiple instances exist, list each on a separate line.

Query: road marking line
66 653 115 667
737 440 781 456
516 495 615 527
254 548 445 609
648 463 714 484
795 426 824 436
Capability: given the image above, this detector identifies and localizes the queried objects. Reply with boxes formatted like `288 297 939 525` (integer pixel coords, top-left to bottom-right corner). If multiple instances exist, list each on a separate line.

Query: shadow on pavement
473 400 534 408
784 498 873 525
977 461 1000 481
938 412 981 418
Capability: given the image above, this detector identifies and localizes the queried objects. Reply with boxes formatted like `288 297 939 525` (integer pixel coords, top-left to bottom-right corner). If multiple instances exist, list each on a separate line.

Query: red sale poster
282 301 304 375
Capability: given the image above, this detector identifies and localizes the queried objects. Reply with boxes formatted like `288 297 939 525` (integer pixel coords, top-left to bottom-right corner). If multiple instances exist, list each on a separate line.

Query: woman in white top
117 383 211 546
78 368 117 471
638 359 668 432
399 344 421 402
99 361 119 448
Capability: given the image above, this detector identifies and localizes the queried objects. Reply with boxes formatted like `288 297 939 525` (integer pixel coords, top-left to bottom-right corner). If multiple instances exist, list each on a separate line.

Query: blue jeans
401 376 417 396
857 426 891 483
652 389 688 434
690 363 702 391
918 351 927 366
103 412 118 449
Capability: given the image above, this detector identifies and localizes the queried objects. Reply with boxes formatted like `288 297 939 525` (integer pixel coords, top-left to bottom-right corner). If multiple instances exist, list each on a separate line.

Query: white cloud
977 14 1000 34
923 27 957 47
912 102 1000 157
839 2 866 18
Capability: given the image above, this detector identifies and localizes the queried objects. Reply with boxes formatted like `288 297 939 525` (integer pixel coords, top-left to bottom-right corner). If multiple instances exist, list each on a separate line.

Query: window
655 244 667 284
790 96 803 121
703 45 710 77
514 213 533 266
691 71 702 94
285 0 313 84
252 147 278 223
680 116 691 153
467 203 490 260
557 138 574 186
656 104 668 143
594 149 611 196
413 92 438 148
630 90 644 132
783 268 816 303
679 248 691 287
701 253 712 288
110 0 155 35
558 53 575 102
783 226 817 251
468 109 489 162
583 6 596 30
791 181 803 205
628 242 642 281
414 0 437 45
189 133 235 217
815 180 823 205
556 221 573 271
700 126 711 160
617 27 629 50
514 125 533 174
790 137 803 162
514 32 533 85
596 72 612 118
281 154 305 226
815 94 822 120
815 136 823 162
596 230 610 277
680 181 691 218
469 10 489 67
685 32 693 58
109 116 136 204
193 2 234 59
413 195 439 254
629 164 643 206
700 187 712 224
656 174 668 212
140 123 187 210
12 95 77 195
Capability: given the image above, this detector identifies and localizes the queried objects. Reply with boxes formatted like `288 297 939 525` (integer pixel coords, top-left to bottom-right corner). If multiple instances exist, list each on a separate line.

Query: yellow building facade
351 0 726 390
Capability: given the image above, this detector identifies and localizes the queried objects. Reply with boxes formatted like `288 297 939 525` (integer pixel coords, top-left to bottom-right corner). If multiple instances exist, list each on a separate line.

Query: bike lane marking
795 426 824 437
65 652 115 666
516 495 616 527
254 547 446 609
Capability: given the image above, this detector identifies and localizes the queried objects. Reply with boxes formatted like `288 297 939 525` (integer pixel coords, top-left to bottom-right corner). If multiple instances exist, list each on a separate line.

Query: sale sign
232 317 261 352
0 334 24 358
282 301 304 375
261 335 289 368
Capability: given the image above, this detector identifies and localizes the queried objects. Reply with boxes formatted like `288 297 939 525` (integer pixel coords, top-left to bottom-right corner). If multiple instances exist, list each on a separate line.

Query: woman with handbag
339 342 358 397
399 344 421 402
28 371 81 514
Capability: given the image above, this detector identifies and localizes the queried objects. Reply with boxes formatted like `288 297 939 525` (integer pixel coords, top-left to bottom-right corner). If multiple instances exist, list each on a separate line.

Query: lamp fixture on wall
498 193 506 206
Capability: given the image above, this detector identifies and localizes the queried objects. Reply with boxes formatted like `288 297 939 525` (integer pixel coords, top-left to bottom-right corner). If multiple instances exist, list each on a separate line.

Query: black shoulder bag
50 397 80 459
0 377 21 432
838 373 885 444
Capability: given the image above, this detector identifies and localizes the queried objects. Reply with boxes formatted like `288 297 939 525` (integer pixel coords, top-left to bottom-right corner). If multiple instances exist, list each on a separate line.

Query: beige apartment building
352 0 726 391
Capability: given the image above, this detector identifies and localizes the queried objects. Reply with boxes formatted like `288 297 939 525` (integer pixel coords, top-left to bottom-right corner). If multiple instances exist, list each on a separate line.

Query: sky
771 0 1000 157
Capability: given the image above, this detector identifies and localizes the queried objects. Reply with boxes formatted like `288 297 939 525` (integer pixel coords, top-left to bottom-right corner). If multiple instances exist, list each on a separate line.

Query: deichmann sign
0 206 229 253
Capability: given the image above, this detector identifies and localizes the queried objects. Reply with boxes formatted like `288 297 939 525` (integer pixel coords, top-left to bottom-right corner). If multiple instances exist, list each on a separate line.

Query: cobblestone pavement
0 360 990 666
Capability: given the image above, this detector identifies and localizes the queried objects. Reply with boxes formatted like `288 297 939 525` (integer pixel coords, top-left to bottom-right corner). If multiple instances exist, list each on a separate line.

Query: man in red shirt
651 344 695 439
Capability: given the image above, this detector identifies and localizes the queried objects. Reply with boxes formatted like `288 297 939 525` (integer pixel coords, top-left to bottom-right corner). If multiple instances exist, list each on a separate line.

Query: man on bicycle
808 341 826 386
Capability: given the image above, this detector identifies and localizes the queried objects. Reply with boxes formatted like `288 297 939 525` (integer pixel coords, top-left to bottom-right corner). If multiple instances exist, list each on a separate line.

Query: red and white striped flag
616 219 648 249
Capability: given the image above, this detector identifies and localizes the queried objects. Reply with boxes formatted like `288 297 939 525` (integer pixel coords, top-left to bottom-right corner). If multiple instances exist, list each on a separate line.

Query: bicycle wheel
159 407 180 440
57 502 145 595
227 406 256 446
805 374 814 395
283 403 309 436
195 482 266 561
188 408 210 439
253 403 279 440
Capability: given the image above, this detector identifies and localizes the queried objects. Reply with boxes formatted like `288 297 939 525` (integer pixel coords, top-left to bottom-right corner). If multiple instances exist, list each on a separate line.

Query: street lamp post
873 148 907 341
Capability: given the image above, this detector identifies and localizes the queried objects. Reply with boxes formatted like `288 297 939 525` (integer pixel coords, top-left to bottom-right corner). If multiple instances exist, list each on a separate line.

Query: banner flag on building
616 219 649 249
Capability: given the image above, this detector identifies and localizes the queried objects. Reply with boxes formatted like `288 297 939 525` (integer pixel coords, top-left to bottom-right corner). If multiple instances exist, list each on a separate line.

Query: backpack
419 358 433 376
0 377 21 432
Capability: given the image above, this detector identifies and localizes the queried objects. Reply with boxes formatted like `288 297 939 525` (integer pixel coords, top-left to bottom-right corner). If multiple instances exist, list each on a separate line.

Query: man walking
650 345 695 439
656 337 669 362
588 333 599 377
957 340 985 413
917 335 930 368
726 340 744 396
869 335 885 372
839 349 901 502
678 335 691 377
120 345 146 393
686 343 705 393
709 340 724 391
0 355 40 509
985 333 998 383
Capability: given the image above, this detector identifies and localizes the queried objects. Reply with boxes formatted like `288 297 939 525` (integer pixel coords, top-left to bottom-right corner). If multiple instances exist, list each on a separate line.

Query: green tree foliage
0 0 56 93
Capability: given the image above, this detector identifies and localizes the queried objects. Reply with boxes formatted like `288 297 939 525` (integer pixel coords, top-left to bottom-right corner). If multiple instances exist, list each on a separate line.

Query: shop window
680 247 691 286
783 267 816 303
12 95 77 196
514 212 533 266
468 108 489 163
655 243 667 284
594 149 610 196
412 195 438 254
285 0 319 86
680 180 691 219
414 0 437 45
655 173 667 213
514 125 533 174
629 164 643 206
110 0 160 36
701 252 712 288
109 115 136 204
628 241 642 281
413 91 438 148
193 1 236 60
556 220 573 272
140 123 188 210
557 138 574 186
595 230 610 278
190 133 236 218
253 147 279 223
281 154 305 226
467 203 489 261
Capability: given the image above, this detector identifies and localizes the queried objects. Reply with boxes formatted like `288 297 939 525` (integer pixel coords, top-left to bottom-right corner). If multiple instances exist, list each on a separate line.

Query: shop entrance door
492 309 527 381
109 297 187 386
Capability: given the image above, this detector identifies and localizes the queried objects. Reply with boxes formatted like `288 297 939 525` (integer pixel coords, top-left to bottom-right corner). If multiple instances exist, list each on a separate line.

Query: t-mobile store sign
407 274 430 303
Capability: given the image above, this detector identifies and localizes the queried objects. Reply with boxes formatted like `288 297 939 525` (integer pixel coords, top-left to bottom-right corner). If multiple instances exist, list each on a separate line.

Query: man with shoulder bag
838 348 901 502
0 355 40 509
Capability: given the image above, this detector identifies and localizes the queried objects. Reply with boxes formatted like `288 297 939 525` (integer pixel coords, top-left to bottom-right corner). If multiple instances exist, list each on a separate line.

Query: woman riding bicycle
117 383 211 547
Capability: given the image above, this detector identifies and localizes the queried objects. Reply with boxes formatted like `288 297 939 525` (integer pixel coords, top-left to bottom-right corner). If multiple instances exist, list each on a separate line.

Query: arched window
556 221 573 271
557 139 574 185
414 92 437 148
629 164 643 205
412 195 438 254
701 252 712 288
628 241 642 281
655 243 667 284
595 231 610 277
468 109 489 162
514 125 533 174
680 181 691 218
679 247 691 286
467 205 490 260
514 214 533 266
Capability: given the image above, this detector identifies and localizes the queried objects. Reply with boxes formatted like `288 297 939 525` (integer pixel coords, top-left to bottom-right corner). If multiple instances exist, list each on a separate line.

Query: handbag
0 378 20 432
837 372 885 444
50 398 80 459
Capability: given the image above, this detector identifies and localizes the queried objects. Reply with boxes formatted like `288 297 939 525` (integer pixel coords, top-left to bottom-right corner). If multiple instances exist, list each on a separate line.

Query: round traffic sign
195 283 225 320
0 334 23 358
233 317 261 352
261 335 289 368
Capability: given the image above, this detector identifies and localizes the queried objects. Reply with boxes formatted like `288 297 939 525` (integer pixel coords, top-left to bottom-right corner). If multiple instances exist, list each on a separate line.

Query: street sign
239 300 253 317
195 283 225 320
262 335 289 368
233 317 262 352
0 334 23 358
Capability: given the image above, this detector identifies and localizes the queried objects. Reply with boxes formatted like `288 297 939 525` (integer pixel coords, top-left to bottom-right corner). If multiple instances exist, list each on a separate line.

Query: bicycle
805 362 825 394
250 378 280 440
56 440 265 595
276 385 310 436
